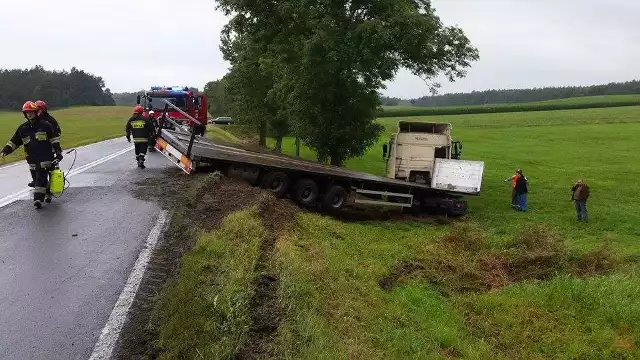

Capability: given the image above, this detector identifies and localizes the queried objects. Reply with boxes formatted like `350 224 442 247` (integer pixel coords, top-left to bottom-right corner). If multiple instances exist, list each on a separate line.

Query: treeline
112 92 140 106
377 96 640 117
409 80 640 107
0 66 115 110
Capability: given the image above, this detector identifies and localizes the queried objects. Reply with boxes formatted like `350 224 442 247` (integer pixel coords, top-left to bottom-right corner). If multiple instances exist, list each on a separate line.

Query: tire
292 178 319 207
321 185 348 212
261 171 290 198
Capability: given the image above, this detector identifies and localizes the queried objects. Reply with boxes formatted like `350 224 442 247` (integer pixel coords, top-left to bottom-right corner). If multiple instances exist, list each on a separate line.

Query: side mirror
136 95 141 104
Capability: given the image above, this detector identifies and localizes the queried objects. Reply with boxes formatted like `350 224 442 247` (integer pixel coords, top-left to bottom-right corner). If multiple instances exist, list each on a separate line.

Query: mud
234 194 299 359
379 224 630 295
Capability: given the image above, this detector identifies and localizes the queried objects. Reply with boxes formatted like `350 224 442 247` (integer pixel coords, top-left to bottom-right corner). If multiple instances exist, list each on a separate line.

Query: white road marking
0 161 25 170
89 210 170 360
0 146 132 209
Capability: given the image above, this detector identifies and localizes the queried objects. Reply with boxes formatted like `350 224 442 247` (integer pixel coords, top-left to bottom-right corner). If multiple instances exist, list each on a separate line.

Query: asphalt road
0 138 172 360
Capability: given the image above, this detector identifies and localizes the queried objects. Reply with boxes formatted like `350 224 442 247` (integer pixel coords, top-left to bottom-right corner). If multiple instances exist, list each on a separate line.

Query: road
0 138 172 360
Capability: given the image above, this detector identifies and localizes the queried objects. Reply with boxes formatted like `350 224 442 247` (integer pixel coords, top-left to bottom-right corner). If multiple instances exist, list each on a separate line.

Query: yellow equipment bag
49 168 64 196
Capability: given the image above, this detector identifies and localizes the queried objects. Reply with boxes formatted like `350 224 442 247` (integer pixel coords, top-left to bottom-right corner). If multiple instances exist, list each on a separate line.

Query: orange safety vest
511 174 519 188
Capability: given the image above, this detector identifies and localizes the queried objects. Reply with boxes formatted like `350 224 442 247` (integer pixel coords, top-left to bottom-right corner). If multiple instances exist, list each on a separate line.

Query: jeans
517 193 527 212
575 199 588 221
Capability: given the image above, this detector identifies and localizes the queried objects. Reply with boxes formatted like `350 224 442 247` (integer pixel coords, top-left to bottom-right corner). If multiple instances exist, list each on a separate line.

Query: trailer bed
156 129 452 194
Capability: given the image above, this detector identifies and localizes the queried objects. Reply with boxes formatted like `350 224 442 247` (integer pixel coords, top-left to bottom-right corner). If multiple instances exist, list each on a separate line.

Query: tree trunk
330 155 343 167
275 137 283 153
295 137 300 157
258 120 267 147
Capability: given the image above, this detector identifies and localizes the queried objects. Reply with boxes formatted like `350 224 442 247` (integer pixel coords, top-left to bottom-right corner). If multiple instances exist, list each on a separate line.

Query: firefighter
125 105 154 169
147 110 158 152
25 100 62 188
0 101 63 209
35 100 62 136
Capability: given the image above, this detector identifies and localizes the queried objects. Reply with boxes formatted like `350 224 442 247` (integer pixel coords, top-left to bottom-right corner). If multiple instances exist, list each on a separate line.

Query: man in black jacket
1 101 63 209
35 100 61 136
125 105 154 169
514 169 528 212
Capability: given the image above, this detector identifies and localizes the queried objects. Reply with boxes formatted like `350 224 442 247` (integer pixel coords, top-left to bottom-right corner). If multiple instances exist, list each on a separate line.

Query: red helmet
133 105 144 114
22 101 38 113
35 100 48 111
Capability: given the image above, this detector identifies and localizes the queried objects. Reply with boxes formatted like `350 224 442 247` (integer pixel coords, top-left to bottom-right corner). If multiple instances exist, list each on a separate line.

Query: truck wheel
322 185 347 212
293 178 319 207
261 171 290 198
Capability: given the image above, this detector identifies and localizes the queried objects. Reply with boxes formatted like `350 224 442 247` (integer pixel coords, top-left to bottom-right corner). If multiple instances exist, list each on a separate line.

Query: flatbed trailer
153 100 483 215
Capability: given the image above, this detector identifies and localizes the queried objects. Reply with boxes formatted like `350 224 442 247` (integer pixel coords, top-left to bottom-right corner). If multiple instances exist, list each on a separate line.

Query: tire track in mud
234 196 298 359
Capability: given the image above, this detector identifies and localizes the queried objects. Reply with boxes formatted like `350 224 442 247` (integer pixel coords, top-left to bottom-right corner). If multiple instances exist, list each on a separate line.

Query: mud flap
155 137 194 174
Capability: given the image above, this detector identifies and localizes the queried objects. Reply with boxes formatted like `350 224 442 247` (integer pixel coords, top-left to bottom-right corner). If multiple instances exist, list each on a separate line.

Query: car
210 116 233 125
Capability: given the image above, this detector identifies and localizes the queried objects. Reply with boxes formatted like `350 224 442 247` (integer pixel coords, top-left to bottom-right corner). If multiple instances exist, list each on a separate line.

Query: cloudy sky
1 0 637 99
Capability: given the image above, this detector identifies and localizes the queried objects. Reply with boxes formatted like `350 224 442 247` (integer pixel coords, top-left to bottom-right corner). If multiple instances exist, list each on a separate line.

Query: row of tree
408 80 640 107
208 0 478 166
0 66 115 110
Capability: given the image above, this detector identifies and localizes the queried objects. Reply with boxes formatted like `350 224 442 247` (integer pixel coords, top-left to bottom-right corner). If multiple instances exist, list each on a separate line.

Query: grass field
0 106 131 164
378 94 640 117
186 105 640 359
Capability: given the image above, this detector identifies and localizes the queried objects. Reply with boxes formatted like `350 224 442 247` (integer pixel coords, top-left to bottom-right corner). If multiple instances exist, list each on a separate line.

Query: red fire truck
136 86 208 135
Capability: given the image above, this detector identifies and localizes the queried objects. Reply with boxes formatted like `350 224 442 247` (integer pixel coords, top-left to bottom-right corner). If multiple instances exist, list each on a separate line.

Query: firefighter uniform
28 101 62 188
125 109 154 168
2 116 62 205
41 112 62 137
27 113 62 187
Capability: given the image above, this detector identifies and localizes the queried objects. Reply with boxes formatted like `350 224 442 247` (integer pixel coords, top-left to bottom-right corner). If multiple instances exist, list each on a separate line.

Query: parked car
209 116 233 125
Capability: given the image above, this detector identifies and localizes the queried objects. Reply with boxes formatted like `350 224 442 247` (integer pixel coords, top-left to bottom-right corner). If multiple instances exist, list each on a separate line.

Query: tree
216 0 479 166
221 30 287 148
203 78 231 117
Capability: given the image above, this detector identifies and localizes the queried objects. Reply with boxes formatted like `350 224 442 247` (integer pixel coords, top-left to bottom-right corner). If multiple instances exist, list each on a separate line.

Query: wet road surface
0 138 172 359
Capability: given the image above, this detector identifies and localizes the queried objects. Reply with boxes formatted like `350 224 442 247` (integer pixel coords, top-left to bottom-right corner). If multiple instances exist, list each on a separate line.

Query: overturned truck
153 100 484 216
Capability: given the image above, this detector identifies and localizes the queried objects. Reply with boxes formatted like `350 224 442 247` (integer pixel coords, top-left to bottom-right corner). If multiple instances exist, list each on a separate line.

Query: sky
1 0 638 99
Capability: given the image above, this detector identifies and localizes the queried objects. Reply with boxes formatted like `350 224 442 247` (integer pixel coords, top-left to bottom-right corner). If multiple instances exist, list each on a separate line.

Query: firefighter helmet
22 101 38 113
35 100 48 111
134 105 144 114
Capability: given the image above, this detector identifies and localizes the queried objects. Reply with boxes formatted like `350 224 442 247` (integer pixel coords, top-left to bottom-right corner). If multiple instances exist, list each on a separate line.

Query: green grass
153 104 640 359
153 205 265 359
378 94 640 117
206 124 241 144
0 106 132 164
261 105 640 358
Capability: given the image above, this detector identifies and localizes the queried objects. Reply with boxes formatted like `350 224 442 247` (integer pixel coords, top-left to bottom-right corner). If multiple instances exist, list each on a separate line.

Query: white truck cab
383 120 483 195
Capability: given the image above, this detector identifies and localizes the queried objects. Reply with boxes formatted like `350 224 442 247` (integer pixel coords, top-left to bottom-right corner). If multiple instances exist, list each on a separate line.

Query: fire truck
136 86 208 135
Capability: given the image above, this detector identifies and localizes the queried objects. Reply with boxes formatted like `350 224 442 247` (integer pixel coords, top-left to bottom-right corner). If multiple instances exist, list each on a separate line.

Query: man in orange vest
504 169 521 206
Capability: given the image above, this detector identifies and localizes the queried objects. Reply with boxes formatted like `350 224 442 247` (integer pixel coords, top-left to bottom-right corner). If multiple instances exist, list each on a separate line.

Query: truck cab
383 121 459 185
136 86 208 135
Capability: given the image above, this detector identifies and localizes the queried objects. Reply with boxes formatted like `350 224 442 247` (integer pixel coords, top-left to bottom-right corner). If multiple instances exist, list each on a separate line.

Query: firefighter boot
34 200 42 209
45 191 52 203
136 154 146 169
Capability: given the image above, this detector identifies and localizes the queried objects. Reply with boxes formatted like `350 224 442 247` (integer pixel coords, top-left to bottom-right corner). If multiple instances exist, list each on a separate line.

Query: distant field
379 94 640 117
0 106 131 164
